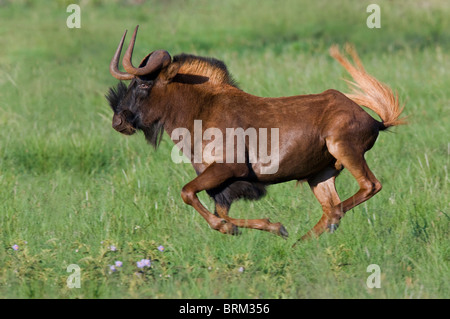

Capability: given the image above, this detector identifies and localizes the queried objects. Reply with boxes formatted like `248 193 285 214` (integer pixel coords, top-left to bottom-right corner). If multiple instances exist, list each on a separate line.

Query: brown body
107 26 405 243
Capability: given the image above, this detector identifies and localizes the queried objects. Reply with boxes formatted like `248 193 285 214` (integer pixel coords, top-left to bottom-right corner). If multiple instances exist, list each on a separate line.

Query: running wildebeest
106 26 405 243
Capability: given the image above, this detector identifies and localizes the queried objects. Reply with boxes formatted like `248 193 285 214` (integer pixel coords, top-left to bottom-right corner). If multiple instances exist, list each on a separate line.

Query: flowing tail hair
330 44 406 129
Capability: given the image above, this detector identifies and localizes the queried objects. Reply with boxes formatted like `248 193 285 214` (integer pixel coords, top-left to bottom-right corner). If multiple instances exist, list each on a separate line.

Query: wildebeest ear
160 62 181 83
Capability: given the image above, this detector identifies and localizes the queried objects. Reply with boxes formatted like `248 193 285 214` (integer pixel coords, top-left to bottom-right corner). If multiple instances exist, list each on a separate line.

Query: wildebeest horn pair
109 25 171 80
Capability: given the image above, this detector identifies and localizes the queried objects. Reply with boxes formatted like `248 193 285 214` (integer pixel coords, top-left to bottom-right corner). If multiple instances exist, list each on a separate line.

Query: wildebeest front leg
181 163 239 235
215 203 288 238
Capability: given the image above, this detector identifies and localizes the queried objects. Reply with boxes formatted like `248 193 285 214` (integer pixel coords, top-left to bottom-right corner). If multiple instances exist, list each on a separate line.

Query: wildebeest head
106 25 175 148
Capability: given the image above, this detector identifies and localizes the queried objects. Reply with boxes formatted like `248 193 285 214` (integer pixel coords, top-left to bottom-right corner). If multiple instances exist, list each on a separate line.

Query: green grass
0 0 448 298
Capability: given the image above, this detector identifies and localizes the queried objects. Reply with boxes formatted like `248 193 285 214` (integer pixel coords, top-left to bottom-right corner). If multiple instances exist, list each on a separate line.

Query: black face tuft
106 81 128 114
105 80 164 149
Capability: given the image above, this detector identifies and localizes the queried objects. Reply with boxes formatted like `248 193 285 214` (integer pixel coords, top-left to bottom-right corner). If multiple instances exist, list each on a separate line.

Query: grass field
0 0 448 299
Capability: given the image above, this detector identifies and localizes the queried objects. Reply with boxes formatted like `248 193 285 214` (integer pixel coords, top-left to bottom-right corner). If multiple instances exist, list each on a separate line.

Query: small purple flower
115 261 123 268
157 245 165 252
142 259 151 267
109 265 117 273
137 259 151 268
12 245 19 251
238 267 245 273
109 245 117 252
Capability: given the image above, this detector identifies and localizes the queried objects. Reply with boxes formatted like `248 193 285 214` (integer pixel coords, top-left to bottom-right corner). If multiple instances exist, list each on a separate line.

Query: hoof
229 224 241 236
328 224 339 233
218 219 241 236
278 224 289 239
269 222 289 238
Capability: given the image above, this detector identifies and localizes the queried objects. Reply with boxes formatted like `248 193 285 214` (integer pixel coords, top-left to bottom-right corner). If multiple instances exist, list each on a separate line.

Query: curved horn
109 30 135 81
122 25 171 76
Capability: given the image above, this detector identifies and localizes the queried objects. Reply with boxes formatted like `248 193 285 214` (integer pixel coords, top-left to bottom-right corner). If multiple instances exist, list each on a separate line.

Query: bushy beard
140 121 164 149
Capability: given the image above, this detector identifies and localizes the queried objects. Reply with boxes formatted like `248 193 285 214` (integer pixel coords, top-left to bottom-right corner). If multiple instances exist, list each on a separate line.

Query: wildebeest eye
138 82 152 90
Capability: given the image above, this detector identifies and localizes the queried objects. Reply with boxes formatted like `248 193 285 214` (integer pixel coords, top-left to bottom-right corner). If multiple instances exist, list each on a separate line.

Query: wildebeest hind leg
294 167 341 245
324 138 382 230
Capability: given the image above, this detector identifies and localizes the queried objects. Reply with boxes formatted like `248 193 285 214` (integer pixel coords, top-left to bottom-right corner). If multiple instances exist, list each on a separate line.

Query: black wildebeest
106 26 405 242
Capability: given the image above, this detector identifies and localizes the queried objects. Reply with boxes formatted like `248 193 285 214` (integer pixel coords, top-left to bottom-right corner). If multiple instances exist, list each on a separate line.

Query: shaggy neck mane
172 54 239 88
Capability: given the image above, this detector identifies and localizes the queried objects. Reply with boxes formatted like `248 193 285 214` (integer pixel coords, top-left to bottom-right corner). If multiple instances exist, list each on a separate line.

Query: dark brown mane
172 54 239 88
